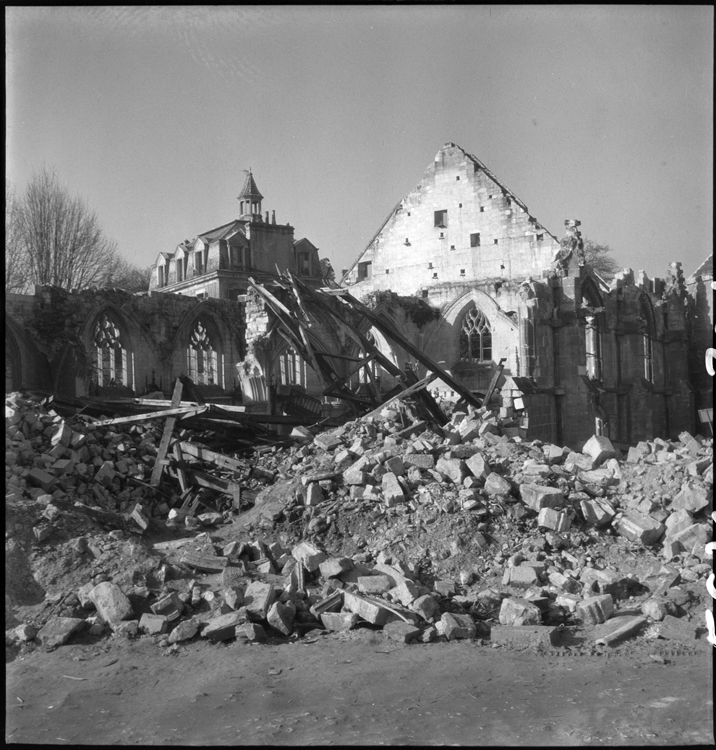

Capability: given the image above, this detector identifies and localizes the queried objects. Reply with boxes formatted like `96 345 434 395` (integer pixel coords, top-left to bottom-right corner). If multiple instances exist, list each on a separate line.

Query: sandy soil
6 630 712 746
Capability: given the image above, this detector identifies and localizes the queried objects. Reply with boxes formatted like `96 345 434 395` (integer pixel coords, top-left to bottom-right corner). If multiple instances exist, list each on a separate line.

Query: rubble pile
5 391 713 655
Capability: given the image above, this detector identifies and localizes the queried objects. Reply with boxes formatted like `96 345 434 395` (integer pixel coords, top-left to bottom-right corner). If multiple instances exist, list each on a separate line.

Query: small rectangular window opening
536 234 544 241
432 272 438 279
421 289 429 298
470 233 480 247
434 210 448 228
460 269 466 276
456 176 460 181
459 203 463 208
450 245 455 251
428 262 433 269
385 269 390 274
494 238 499 245
480 206 485 213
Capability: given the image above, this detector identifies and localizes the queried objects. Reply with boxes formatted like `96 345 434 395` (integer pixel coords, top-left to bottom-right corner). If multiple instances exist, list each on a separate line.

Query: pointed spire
238 168 263 220
238 168 263 201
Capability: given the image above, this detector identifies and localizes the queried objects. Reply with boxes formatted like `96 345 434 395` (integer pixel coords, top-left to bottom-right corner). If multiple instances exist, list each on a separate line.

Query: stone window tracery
187 319 219 386
459 306 492 362
94 314 128 387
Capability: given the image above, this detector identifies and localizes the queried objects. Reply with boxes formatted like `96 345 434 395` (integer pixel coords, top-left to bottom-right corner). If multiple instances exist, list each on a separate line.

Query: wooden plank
178 441 249 473
190 468 243 497
172 441 189 494
150 378 183 487
91 406 204 427
481 357 507 407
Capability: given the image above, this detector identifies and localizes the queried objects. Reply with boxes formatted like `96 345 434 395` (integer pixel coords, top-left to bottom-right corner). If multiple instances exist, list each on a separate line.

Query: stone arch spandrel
5 316 53 392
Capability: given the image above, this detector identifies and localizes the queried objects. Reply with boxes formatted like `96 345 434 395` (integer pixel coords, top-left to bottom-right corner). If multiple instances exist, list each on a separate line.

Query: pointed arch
580 276 605 381
639 293 656 382
186 315 223 387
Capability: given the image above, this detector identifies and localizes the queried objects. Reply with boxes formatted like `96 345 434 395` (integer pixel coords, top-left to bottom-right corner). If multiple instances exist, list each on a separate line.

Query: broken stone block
167 620 198 644
291 542 326 572
503 566 539 588
94 460 117 487
664 508 695 537
580 497 616 528
384 456 405 476
576 594 614 626
433 579 456 597
678 431 703 456
490 625 559 648
50 422 73 447
436 456 468 484
27 468 56 493
203 612 246 641
390 580 420 607
403 453 435 470
291 425 313 441
578 467 619 487
237 622 266 642
314 432 343 451
130 504 150 532
484 473 512 496
139 613 168 635
594 615 647 646
267 601 295 636
498 597 541 626
613 511 665 545
547 571 580 594
411 594 440 622
641 599 667 621
384 620 421 643
304 482 324 506
671 481 712 514
321 611 359 631
669 522 711 551
520 484 564 512
310 590 344 618
382 472 405 506
343 591 391 626
319 557 353 579
113 620 139 638
658 613 697 642
441 612 476 640
243 581 276 620
565 452 595 472
89 581 133 624
13 623 38 642
465 452 490 481
582 435 617 466
537 507 571 533
357 575 393 595
222 587 243 611
36 616 84 649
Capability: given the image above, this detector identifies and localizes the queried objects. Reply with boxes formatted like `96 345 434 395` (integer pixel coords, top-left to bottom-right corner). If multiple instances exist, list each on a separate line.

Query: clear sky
7 6 713 281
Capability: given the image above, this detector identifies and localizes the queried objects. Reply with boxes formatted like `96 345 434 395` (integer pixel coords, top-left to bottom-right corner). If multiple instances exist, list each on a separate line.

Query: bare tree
5 181 30 293
105 257 153 292
583 239 620 280
319 257 336 282
16 167 120 291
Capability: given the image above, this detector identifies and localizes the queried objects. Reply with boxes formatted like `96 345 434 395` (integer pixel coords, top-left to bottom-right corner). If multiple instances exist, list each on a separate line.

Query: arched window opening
584 314 601 380
459 306 492 362
187 320 219 386
94 314 128 387
279 347 306 387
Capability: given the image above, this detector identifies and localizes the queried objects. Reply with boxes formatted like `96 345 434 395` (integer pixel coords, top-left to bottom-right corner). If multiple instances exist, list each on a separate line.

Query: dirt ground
6 629 712 746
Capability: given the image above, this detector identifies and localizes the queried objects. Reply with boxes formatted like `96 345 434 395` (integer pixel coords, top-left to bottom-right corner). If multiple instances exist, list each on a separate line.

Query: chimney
266 211 270 223
271 210 276 225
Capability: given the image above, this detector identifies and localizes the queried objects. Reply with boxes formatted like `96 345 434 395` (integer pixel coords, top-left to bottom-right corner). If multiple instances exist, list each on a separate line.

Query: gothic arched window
279 347 306 387
459 306 492 362
187 319 219 386
640 295 655 383
94 314 128 387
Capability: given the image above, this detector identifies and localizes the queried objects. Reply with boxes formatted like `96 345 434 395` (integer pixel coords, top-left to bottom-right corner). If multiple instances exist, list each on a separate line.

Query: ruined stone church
5 144 713 449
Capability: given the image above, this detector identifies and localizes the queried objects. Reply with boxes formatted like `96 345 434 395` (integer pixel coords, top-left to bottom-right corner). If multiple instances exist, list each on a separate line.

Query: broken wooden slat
90 406 204 427
180 552 229 572
481 357 507 407
172 441 189 494
190 468 243 497
178 441 249 474
150 378 183 487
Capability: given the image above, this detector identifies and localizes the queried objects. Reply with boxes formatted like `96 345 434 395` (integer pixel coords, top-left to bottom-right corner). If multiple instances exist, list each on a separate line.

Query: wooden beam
190 468 243 497
150 378 183 487
91 406 205 426
481 357 507 407
179 441 249 474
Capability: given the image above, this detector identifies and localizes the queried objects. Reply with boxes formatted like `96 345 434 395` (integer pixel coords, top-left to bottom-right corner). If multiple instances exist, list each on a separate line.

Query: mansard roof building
149 170 322 300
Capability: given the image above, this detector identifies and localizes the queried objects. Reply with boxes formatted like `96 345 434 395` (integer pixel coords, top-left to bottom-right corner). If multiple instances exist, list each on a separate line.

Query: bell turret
238 169 263 220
